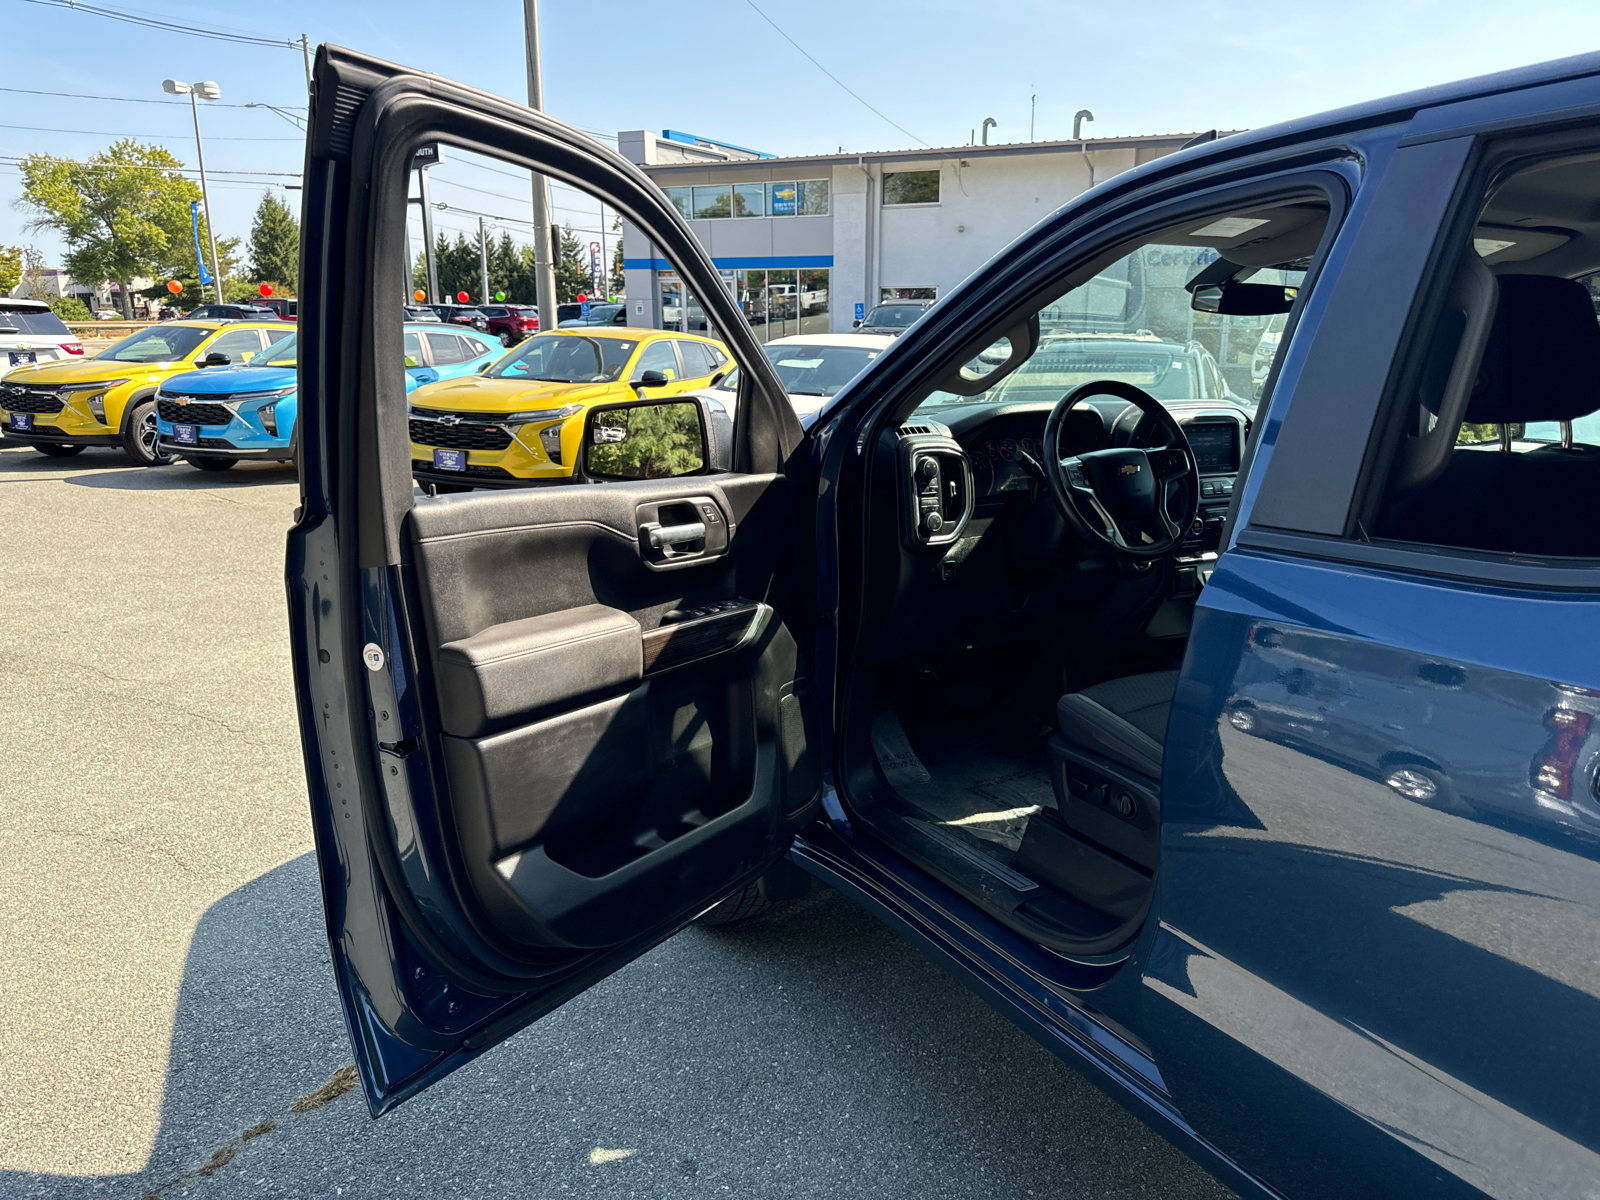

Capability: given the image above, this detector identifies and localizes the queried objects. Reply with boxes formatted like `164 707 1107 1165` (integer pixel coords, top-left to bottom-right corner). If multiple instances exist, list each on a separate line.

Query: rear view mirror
583 399 707 480
1192 281 1297 315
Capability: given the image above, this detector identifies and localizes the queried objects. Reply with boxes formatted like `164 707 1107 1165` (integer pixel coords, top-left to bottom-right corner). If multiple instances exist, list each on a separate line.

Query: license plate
9 412 30 431
174 424 198 445
433 448 466 471
8 351 35 366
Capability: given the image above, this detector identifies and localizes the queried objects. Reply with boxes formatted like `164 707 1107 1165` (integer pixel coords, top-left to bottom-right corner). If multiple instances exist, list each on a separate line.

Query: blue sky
7 0 1600 274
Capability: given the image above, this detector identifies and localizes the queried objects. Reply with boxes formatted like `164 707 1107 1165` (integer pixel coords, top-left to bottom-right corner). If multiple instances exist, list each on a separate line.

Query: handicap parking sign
855 302 865 320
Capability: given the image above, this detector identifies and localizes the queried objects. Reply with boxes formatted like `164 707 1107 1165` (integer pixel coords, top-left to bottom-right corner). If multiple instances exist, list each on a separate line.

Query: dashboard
924 398 1250 555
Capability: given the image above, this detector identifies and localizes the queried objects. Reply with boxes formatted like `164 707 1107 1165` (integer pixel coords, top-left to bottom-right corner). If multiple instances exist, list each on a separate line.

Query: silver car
0 301 85 375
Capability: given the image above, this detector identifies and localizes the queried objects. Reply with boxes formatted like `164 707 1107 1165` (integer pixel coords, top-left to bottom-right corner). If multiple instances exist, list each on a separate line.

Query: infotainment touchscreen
1185 423 1239 474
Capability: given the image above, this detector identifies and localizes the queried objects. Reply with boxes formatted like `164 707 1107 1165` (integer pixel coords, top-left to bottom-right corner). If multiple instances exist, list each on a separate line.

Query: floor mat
870 710 1055 854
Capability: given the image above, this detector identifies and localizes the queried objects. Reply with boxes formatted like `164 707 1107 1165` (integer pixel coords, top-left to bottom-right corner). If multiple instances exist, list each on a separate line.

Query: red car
476 303 539 346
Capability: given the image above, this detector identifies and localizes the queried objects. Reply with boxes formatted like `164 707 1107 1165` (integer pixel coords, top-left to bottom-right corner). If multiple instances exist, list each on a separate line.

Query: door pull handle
648 522 706 548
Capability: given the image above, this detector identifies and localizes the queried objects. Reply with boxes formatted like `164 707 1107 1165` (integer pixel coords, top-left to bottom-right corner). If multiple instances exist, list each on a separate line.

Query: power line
22 0 302 50
741 0 930 149
0 123 300 142
0 154 301 179
427 175 601 220
0 85 306 111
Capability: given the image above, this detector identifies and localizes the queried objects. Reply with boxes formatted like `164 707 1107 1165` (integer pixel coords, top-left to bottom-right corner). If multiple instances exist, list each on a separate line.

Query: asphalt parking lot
0 441 1234 1200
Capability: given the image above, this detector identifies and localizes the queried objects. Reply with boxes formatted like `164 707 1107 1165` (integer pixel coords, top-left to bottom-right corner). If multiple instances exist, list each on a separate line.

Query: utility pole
522 0 559 333
478 216 490 306
598 200 608 300
165 79 224 304
300 35 313 93
418 165 438 302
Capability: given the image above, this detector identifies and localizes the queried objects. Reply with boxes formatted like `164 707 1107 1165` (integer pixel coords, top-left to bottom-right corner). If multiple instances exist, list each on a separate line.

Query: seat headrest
1466 274 1600 424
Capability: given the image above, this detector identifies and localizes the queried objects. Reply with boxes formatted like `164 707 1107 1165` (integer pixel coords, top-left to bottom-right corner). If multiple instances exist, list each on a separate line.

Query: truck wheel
185 455 238 471
35 443 85 458
697 884 770 926
121 399 172 467
696 859 818 927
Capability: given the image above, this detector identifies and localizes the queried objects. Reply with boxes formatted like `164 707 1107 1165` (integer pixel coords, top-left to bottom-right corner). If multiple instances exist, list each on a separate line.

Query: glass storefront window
766 268 799 339
664 187 691 220
881 286 937 302
736 269 768 342
657 273 684 332
767 182 799 217
800 269 829 334
692 186 732 219
734 184 764 217
883 170 940 205
798 180 829 216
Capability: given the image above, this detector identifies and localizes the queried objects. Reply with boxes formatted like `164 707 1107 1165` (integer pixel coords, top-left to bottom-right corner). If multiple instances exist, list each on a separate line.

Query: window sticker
1189 216 1270 239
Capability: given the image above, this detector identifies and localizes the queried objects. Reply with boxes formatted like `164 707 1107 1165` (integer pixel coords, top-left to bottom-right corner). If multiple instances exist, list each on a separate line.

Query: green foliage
556 223 589 304
18 140 220 317
248 191 299 290
0 246 22 295
1458 422 1523 444
49 296 91 321
586 402 704 479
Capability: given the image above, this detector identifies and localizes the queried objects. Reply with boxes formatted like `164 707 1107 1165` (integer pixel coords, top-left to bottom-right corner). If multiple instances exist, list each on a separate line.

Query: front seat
1056 669 1178 780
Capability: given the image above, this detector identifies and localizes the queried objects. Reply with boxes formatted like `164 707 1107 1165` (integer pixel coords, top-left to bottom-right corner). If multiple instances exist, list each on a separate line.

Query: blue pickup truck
285 45 1600 1199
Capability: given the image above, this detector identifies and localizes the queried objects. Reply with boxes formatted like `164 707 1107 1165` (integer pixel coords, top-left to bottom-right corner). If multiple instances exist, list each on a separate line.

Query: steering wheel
1040 380 1199 560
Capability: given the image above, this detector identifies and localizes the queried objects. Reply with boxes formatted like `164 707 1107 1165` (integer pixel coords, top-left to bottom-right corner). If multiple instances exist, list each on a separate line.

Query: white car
755 332 896 418
0 301 85 375
94 309 119 321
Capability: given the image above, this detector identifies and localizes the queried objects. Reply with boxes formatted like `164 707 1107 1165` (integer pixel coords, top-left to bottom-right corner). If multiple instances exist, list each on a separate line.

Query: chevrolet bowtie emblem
1120 463 1140 475
436 415 462 425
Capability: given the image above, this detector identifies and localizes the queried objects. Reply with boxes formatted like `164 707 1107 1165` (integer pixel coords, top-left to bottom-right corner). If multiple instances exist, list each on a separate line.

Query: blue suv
288 48 1600 1199
155 324 502 470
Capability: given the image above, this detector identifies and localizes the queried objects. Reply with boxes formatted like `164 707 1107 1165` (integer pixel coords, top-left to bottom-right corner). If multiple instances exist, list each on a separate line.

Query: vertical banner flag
590 242 603 297
190 201 213 285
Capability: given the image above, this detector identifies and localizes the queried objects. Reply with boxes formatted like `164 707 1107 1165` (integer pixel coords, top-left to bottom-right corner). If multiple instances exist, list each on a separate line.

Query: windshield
0 307 71 337
95 325 209 363
257 333 297 367
763 343 883 397
862 304 925 328
489 334 637 383
991 339 1207 403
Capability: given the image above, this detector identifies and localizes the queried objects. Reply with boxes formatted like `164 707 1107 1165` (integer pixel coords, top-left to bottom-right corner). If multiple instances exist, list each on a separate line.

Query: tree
18 141 216 318
49 296 91 321
248 191 299 291
555 223 588 303
0 246 21 296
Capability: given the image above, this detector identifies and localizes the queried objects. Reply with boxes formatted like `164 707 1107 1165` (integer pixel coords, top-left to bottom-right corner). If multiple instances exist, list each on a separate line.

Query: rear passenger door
1146 83 1600 1198
290 46 820 1114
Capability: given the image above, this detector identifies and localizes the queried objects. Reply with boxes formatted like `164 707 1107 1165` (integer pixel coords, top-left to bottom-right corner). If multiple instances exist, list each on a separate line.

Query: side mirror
630 369 671 391
707 370 727 389
581 399 708 481
1191 281 1297 316
475 360 491 374
200 352 230 367
852 318 863 328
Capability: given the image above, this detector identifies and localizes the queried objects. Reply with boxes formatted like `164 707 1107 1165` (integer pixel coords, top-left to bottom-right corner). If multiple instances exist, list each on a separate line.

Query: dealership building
617 128 1206 338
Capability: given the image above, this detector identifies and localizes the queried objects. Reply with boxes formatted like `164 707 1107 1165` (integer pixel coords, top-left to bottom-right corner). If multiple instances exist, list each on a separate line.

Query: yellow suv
0 319 293 465
408 327 733 489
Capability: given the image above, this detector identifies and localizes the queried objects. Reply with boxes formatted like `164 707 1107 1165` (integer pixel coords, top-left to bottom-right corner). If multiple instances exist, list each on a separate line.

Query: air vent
899 423 932 436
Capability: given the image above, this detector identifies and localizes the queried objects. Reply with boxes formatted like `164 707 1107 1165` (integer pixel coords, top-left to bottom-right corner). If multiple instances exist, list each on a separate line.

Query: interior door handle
649 522 706 548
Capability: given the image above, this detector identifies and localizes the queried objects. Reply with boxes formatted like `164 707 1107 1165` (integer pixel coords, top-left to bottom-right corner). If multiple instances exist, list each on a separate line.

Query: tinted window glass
205 328 267 363
861 304 927 328
799 179 829 216
631 340 680 382
259 332 298 366
97 325 209 362
0 307 71 336
677 340 715 378
692 186 731 219
492 335 637 382
424 332 468 365
404 330 424 364
665 187 691 220
883 170 940 205
734 184 764 217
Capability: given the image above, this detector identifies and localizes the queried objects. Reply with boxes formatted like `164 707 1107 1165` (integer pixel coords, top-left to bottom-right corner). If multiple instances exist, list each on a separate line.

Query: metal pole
301 35 313 93
478 216 490 306
190 92 224 302
418 166 438 302
522 0 559 333
598 201 607 300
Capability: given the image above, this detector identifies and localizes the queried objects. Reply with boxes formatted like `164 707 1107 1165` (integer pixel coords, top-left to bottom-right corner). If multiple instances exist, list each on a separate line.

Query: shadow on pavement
1 856 1232 1200
62 464 297 492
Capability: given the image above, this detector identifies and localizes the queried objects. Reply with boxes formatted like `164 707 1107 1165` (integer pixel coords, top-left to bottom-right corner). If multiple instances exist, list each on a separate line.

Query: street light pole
165 79 225 304
522 0 559 332
478 216 491 307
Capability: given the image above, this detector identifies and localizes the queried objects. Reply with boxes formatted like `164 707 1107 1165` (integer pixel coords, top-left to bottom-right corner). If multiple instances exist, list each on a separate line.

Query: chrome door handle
648 522 706 548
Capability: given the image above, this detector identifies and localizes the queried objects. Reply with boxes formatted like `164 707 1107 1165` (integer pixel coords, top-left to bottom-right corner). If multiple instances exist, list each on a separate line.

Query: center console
1177 413 1246 558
